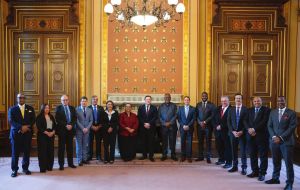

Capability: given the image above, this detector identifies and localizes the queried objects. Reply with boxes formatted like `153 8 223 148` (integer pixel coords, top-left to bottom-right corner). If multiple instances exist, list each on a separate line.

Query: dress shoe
97 157 103 162
78 162 83 166
247 172 259 178
69 165 77 169
207 159 211 164
180 157 186 162
11 171 17 177
284 184 293 190
258 175 265 181
195 158 204 162
22 169 31 175
149 157 155 162
47 168 53 171
87 157 92 161
223 164 232 169
139 156 147 160
59 166 64 171
215 161 225 165
40 170 46 173
109 160 114 164
241 169 247 175
82 160 90 164
265 178 280 184
160 156 167 161
228 167 238 173
188 158 192 163
104 161 108 164
171 156 178 161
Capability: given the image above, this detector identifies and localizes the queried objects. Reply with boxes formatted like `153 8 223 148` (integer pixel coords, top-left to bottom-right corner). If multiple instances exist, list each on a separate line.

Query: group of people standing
8 92 297 190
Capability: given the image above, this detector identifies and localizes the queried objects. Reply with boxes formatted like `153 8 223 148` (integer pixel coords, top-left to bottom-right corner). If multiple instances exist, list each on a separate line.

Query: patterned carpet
0 156 299 190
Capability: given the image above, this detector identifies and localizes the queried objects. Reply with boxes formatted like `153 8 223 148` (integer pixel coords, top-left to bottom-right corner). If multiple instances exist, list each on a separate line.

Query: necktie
64 106 71 123
83 107 86 118
236 107 240 129
279 109 283 122
20 106 25 118
93 106 98 123
146 105 149 114
202 102 206 110
221 107 224 118
185 106 189 118
254 108 259 119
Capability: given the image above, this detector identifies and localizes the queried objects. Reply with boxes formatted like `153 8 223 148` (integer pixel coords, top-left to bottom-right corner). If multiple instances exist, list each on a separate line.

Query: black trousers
248 136 268 175
140 127 156 158
161 125 177 157
58 131 74 167
197 125 213 159
215 130 232 164
37 133 54 171
271 142 294 185
118 135 137 161
88 128 104 159
10 131 32 171
103 132 116 162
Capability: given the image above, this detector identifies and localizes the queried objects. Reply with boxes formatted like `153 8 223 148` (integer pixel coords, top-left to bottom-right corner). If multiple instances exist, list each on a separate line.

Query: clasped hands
144 123 151 129
20 125 31 133
248 128 256 136
44 130 55 137
232 130 243 138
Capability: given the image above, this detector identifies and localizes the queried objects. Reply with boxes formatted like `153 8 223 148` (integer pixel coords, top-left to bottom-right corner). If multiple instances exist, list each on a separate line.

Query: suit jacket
76 106 93 132
268 108 297 146
227 105 248 133
36 113 56 135
213 105 231 132
88 105 104 126
55 104 77 135
138 104 158 128
196 101 216 126
177 105 196 130
247 106 270 139
102 110 119 133
8 104 36 138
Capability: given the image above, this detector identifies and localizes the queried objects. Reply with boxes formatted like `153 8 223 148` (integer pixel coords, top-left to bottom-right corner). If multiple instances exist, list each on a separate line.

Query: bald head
61 95 69 106
17 93 25 105
252 97 262 108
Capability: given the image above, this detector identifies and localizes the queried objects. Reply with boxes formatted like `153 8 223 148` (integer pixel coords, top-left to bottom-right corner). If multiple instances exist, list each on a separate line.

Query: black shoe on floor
139 156 147 160
241 169 247 175
215 161 225 165
247 172 259 178
258 175 265 181
59 166 64 171
195 158 204 162
149 157 155 162
207 159 211 164
78 162 83 166
22 170 31 175
265 178 280 184
40 170 46 173
223 164 232 169
11 171 17 177
228 167 238 173
171 156 178 161
69 165 77 169
284 184 293 190
180 157 186 162
160 156 167 161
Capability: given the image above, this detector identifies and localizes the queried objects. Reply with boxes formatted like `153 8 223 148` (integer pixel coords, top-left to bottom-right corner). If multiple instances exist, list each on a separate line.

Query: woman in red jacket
119 103 139 161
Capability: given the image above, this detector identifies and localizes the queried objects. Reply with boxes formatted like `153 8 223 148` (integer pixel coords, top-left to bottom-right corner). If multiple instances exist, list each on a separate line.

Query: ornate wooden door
14 33 75 113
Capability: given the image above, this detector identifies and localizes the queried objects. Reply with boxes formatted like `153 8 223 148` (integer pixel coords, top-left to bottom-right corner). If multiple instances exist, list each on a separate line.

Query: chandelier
104 0 186 28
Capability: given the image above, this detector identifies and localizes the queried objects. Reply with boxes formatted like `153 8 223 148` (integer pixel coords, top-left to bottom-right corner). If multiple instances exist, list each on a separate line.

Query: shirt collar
279 107 286 112
18 104 25 108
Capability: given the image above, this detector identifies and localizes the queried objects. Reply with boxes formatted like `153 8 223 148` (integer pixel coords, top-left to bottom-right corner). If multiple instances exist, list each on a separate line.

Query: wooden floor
0 156 299 190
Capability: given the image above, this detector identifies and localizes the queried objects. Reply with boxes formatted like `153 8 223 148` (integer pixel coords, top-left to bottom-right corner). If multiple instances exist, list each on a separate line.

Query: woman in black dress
36 104 56 172
102 100 119 164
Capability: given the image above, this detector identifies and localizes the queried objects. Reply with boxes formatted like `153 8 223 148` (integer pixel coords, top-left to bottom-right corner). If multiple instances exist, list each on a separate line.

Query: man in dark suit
8 93 35 177
247 97 270 181
55 95 77 170
88 95 104 161
227 93 248 175
213 96 232 168
177 96 196 163
265 96 297 190
195 92 216 163
138 95 158 162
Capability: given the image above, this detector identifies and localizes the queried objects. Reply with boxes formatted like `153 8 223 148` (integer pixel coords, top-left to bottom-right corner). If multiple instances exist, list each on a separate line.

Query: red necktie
221 107 224 118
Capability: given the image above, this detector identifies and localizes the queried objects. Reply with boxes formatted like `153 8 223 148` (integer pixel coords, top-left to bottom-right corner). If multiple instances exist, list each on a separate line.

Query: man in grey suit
265 96 297 190
75 96 93 166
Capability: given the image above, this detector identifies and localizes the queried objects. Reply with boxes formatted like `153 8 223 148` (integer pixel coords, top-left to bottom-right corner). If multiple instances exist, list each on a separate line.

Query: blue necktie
64 106 71 123
83 107 86 118
93 106 98 123
236 107 240 129
254 108 259 119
